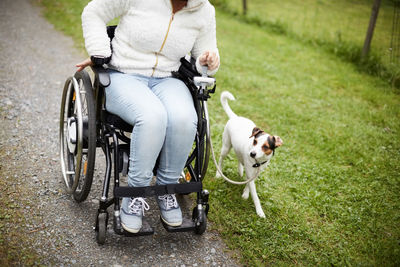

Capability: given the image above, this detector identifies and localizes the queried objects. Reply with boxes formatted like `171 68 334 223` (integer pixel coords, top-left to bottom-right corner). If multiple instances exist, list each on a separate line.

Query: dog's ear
250 127 264 138
273 136 283 147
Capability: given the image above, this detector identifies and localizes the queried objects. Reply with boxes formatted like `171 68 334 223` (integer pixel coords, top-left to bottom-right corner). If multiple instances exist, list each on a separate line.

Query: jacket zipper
151 0 203 76
151 13 175 76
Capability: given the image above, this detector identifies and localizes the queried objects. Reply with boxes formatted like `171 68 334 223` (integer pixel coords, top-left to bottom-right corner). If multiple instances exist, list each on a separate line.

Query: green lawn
207 9 400 265
214 0 397 68
35 0 400 265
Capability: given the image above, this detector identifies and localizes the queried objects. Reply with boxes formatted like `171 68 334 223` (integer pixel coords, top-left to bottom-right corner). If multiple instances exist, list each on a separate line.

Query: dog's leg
248 180 265 218
216 133 231 178
215 145 230 178
238 163 244 177
242 183 250 200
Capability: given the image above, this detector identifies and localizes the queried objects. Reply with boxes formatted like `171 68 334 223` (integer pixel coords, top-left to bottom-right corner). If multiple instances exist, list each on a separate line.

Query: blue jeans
105 70 198 187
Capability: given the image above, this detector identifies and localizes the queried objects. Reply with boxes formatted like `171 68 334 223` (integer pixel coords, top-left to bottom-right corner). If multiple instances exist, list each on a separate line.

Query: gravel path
0 0 240 265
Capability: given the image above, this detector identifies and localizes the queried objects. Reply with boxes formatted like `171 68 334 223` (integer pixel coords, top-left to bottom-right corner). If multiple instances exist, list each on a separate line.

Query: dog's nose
250 152 256 158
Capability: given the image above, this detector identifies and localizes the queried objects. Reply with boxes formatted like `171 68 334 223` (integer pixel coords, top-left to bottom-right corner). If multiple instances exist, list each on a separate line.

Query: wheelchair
58 26 216 244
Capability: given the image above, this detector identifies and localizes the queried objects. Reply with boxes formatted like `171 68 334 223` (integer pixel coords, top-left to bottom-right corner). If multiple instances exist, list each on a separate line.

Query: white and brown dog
216 91 283 218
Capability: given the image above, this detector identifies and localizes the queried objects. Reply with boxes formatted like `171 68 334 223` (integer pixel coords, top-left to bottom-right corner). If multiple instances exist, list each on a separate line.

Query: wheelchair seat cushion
103 110 133 132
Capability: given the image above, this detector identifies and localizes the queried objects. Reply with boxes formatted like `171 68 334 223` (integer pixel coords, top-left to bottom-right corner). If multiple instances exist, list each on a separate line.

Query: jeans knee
137 106 168 133
168 110 197 134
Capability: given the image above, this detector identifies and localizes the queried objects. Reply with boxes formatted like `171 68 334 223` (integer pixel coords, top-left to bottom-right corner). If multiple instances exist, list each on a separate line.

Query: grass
213 0 395 59
34 0 400 265
0 147 43 266
34 0 118 52
211 0 400 88
206 10 400 265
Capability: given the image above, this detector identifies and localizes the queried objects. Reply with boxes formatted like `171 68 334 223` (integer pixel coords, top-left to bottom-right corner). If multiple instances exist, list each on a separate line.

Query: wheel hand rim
59 77 83 193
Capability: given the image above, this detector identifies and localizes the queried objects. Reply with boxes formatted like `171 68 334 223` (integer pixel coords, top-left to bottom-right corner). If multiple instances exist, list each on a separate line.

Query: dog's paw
257 210 266 218
242 191 249 200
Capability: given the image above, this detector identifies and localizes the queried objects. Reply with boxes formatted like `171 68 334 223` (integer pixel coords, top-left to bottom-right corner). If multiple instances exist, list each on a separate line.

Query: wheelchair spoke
77 156 88 192
81 95 88 114
78 80 89 115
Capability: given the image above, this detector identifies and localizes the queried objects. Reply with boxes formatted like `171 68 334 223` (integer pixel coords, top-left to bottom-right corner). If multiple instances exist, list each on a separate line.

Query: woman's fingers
206 52 219 71
75 58 93 72
76 64 85 72
199 51 209 66
199 51 219 71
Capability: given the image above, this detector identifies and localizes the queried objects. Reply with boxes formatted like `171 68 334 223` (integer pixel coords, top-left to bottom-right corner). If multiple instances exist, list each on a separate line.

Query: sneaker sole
121 222 140 233
160 216 182 227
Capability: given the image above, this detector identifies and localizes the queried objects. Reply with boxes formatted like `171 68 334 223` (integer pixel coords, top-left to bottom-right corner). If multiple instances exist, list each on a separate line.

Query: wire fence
390 1 400 64
213 0 399 71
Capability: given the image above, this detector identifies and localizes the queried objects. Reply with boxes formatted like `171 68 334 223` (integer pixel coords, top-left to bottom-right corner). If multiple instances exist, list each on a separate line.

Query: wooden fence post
362 0 381 60
243 0 247 15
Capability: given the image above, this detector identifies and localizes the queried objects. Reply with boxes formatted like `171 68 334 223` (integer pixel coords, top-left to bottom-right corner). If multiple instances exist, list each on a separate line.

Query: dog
216 91 283 218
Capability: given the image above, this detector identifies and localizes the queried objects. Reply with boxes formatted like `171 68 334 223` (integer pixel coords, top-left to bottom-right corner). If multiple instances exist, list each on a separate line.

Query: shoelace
128 197 150 216
158 194 178 210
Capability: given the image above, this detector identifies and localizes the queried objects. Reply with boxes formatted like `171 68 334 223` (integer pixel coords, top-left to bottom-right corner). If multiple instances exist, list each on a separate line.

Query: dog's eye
262 145 269 151
253 139 257 145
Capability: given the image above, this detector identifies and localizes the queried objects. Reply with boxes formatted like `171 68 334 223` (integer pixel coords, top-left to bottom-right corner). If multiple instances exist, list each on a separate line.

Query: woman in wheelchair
76 0 219 234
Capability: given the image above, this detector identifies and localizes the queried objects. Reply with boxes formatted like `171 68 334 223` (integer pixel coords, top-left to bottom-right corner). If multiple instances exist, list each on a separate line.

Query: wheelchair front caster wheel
192 206 207 235
96 212 108 245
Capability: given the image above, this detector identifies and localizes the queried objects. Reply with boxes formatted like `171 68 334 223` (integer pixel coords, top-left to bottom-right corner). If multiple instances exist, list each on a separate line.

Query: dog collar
253 160 269 168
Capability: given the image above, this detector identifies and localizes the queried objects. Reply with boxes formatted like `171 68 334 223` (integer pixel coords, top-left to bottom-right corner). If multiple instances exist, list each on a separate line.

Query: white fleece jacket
82 0 219 77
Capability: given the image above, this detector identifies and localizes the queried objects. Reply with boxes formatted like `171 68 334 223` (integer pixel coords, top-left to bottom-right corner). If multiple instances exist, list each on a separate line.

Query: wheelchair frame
59 26 215 244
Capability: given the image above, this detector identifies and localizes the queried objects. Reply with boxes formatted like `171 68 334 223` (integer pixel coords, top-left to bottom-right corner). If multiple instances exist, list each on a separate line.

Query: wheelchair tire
72 70 96 202
96 212 108 245
192 206 207 235
59 70 96 202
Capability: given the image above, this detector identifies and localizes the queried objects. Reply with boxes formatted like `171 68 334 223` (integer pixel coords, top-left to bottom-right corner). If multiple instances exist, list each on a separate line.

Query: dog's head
249 127 283 161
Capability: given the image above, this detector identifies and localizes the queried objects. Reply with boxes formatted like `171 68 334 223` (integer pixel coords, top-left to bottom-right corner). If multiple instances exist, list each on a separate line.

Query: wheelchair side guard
92 65 110 87
172 57 216 101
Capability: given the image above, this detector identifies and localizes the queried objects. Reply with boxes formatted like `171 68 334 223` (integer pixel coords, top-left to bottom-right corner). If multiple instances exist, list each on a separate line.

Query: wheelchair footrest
114 215 154 236
160 217 195 233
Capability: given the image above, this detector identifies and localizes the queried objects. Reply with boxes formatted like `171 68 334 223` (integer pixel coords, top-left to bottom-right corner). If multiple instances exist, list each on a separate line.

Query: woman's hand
76 57 93 72
199 51 219 71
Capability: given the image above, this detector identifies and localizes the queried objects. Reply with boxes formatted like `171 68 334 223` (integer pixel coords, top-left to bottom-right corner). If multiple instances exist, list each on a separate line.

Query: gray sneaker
157 194 183 227
120 197 149 233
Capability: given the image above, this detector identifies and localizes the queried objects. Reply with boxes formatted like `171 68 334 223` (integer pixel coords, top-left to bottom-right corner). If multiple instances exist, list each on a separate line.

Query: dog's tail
220 91 237 119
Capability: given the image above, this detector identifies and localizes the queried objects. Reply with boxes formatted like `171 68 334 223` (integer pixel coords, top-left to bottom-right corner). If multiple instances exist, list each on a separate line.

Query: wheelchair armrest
87 25 115 88
172 57 216 100
91 65 111 87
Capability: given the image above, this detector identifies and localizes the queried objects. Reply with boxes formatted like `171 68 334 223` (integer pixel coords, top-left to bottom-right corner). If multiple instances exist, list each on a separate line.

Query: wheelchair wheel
59 70 96 202
95 212 108 245
192 206 207 235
